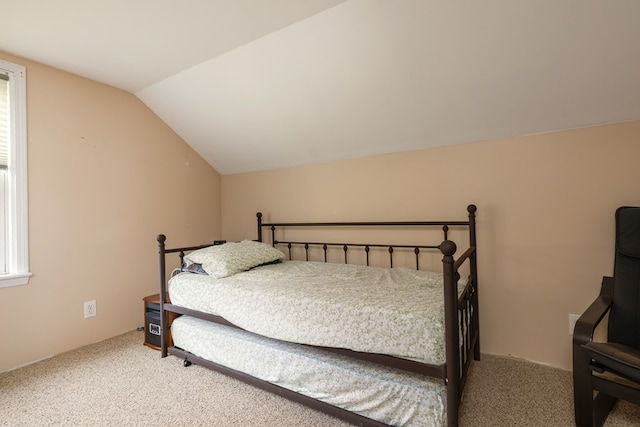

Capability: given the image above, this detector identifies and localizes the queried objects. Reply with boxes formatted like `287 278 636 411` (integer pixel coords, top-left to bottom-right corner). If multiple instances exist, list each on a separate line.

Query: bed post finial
439 239 457 256
157 234 166 244
256 212 263 242
467 204 477 249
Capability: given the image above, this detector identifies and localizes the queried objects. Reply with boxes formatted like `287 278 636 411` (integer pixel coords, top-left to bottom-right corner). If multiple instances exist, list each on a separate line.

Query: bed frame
157 204 480 427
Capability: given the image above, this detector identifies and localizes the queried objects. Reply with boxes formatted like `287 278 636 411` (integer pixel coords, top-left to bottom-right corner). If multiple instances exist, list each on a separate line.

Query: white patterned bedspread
169 260 460 365
171 315 446 427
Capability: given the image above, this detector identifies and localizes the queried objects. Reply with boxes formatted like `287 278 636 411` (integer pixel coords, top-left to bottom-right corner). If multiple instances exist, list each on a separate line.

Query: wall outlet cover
84 300 97 318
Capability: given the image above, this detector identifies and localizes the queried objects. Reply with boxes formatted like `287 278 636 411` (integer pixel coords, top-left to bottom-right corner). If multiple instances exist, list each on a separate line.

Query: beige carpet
1 330 639 426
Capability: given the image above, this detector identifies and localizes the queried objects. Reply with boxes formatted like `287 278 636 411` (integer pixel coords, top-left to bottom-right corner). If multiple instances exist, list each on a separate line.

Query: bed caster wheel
183 359 192 367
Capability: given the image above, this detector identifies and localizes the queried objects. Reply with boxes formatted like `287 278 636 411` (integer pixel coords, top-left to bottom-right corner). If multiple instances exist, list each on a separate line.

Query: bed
156 205 480 427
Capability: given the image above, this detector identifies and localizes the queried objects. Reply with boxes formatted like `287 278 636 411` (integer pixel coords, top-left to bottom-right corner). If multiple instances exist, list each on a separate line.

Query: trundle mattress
171 315 447 427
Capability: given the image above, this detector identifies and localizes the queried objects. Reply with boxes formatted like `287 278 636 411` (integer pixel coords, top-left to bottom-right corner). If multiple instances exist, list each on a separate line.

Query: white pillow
184 240 285 279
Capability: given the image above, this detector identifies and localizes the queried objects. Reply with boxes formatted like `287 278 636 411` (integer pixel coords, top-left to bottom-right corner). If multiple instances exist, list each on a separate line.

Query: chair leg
593 392 617 427
573 345 596 427
573 347 618 427
574 380 595 426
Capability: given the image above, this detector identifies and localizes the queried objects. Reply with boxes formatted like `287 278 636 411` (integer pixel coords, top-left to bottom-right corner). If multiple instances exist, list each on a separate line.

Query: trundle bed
157 205 480 427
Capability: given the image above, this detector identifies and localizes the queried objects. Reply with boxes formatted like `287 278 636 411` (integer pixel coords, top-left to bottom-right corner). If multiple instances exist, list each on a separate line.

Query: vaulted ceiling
2 1 639 174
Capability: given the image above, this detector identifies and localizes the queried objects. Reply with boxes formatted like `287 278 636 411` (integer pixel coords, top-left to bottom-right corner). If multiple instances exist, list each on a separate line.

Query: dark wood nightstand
143 293 179 350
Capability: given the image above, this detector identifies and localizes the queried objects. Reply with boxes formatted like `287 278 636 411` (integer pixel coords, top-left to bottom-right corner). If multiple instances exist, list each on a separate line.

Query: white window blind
0 73 8 170
0 59 29 287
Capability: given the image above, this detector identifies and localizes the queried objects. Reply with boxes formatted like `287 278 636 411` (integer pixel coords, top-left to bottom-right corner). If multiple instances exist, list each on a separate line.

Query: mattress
169 260 462 364
171 315 446 427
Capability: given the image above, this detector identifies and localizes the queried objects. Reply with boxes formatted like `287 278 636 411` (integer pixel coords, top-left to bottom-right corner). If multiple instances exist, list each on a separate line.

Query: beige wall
2 48 638 374
221 121 640 370
0 52 221 372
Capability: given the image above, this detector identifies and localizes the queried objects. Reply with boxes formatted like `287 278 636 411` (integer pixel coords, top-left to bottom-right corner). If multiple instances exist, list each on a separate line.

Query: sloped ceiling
2 1 640 174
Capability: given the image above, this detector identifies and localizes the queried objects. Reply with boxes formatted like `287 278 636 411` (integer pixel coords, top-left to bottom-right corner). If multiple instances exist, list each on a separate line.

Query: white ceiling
2 1 640 175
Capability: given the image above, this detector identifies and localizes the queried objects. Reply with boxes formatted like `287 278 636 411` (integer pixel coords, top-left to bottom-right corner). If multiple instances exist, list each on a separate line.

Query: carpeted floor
1 330 639 426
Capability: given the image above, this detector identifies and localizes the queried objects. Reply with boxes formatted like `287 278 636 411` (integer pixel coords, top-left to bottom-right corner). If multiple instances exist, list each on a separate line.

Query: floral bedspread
168 260 460 364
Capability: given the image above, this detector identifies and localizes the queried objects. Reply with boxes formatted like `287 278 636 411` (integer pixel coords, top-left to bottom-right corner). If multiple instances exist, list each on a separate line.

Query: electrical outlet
84 300 97 318
569 313 580 335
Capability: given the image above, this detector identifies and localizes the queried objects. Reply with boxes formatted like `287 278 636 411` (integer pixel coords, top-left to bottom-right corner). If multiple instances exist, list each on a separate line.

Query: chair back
608 206 640 349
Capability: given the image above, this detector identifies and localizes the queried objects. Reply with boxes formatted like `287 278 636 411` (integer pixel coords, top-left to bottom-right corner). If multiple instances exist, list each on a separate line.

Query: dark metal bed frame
157 204 480 427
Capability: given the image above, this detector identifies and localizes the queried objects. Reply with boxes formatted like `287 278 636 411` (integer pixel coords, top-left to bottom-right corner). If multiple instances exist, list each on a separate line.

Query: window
0 59 30 288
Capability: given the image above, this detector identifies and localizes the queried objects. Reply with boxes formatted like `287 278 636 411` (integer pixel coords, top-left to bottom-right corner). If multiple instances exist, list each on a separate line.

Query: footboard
443 235 480 426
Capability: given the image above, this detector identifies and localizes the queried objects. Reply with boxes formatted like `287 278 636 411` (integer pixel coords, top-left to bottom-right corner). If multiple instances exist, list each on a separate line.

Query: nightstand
143 293 178 350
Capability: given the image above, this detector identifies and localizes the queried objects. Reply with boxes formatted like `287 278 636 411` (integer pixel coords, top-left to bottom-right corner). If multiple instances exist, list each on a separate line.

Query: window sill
0 272 32 288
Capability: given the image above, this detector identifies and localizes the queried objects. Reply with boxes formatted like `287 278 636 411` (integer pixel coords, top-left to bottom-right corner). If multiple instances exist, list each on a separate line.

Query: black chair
573 206 640 427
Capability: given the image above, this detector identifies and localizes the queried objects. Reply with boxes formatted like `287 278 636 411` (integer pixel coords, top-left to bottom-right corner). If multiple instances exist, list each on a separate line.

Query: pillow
184 240 285 279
